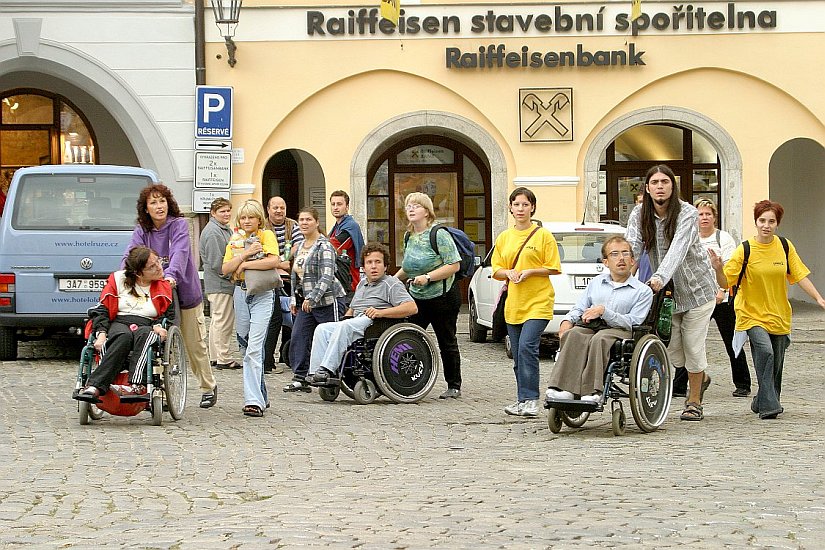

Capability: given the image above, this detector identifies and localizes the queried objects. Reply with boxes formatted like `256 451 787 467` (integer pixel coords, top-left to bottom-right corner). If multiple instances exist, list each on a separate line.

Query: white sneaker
545 388 574 400
581 392 602 403
504 401 522 416
520 399 539 417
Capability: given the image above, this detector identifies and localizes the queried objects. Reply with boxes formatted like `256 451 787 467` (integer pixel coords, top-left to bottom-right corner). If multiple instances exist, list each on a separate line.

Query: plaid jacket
290 234 345 307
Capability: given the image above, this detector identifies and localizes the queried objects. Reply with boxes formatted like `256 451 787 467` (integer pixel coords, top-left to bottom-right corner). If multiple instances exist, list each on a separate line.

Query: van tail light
0 273 14 293
0 273 14 312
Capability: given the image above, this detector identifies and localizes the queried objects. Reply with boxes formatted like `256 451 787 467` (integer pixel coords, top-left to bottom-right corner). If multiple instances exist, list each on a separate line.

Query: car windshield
11 173 151 230
555 232 615 263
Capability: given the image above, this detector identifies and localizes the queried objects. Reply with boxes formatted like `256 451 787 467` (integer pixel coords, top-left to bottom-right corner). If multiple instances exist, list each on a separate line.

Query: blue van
0 165 159 360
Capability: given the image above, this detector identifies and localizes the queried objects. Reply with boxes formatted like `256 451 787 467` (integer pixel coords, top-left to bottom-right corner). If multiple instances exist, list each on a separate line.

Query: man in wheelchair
305 242 417 385
545 236 653 403
73 246 173 403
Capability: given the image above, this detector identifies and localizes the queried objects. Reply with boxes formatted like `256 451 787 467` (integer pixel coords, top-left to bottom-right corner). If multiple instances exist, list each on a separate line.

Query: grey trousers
547 326 631 396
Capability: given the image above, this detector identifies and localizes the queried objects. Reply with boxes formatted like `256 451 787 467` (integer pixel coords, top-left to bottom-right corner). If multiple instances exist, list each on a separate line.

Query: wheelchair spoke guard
628 334 673 432
372 323 440 404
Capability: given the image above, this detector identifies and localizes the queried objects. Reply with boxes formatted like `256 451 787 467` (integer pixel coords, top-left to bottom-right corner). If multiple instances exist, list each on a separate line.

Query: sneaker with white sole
520 399 539 416
581 392 601 403
545 388 574 400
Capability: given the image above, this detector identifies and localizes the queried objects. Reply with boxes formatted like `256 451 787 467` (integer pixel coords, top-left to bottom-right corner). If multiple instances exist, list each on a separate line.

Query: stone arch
583 106 743 241
351 111 508 237
0 40 179 190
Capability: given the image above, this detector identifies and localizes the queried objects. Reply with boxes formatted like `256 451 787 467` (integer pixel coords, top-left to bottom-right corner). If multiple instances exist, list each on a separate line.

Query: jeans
289 299 346 379
410 282 462 390
747 326 789 418
507 319 549 402
308 315 374 375
234 286 274 409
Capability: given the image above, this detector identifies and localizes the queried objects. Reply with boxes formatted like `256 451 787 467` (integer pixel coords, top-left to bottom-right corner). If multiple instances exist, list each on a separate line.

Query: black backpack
730 236 789 299
333 244 353 293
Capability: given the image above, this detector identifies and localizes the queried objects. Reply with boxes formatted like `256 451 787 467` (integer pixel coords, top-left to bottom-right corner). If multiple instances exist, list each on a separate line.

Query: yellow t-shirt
491 225 561 325
222 229 279 281
723 236 809 335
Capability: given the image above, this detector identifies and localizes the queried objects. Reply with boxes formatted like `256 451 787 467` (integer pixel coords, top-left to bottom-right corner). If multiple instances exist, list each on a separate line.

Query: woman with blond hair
222 199 280 417
395 192 463 399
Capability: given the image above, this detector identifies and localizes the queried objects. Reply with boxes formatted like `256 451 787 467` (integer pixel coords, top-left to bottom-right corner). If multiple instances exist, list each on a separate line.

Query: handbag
491 226 542 342
244 268 282 296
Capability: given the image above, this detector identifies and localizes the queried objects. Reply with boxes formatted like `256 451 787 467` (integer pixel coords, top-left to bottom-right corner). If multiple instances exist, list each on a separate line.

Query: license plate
574 275 594 289
59 278 106 292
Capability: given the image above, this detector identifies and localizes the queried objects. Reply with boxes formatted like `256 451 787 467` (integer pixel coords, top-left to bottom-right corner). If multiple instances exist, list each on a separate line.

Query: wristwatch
424 273 431 282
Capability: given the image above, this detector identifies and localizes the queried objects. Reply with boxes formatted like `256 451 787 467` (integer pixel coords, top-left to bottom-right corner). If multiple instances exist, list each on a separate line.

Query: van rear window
11 173 151 230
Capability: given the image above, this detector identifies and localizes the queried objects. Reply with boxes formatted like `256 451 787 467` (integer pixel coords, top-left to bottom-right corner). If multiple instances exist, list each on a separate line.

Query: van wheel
0 327 17 361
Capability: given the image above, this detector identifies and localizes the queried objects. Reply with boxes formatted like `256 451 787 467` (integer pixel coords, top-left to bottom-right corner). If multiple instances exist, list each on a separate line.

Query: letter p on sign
196 86 233 139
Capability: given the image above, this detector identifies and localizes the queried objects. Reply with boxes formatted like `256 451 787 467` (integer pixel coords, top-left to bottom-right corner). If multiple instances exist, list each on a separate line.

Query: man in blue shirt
546 236 653 402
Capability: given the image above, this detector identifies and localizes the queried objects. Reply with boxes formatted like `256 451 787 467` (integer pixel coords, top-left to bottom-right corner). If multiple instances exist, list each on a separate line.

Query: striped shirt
625 201 717 313
266 217 303 256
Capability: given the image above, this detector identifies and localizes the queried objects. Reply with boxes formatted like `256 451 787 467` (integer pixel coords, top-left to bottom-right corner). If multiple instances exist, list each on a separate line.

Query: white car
468 222 626 356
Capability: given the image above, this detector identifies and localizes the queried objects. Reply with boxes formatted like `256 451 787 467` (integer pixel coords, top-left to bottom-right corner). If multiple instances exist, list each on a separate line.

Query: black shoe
672 389 687 398
307 368 337 385
732 387 751 397
264 366 273 374
200 385 218 408
216 361 241 370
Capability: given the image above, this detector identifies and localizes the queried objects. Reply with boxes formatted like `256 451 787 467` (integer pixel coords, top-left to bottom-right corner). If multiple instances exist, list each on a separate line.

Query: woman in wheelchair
74 246 173 403
545 237 653 402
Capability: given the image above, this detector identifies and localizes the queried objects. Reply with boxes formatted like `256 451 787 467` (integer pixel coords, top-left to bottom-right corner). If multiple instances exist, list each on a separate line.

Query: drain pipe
195 0 206 85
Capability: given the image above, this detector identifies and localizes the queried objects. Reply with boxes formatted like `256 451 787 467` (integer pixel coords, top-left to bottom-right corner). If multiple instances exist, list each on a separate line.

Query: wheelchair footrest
544 398 601 413
307 378 340 388
119 393 151 403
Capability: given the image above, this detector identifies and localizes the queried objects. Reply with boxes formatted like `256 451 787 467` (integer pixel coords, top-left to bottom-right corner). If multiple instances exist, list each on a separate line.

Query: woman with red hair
710 200 825 419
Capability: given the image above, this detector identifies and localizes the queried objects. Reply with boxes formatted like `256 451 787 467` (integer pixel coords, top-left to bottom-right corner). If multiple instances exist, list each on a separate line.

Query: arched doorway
1 89 97 179
366 134 492 270
598 123 722 227
769 137 825 303
262 149 326 227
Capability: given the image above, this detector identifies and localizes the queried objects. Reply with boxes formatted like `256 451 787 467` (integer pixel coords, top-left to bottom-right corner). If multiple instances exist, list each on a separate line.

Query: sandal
242 405 264 417
680 401 704 421
74 386 101 403
283 379 311 393
699 374 712 403
199 385 218 409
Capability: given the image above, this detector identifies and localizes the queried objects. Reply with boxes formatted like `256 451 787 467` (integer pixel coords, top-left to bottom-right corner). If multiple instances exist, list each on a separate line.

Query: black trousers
87 320 158 392
409 282 462 390
673 300 751 393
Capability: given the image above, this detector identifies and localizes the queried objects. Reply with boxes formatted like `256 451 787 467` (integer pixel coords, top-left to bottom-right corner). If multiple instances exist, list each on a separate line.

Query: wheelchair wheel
162 325 187 421
561 410 590 428
612 407 626 436
372 323 440 404
318 385 340 402
79 401 91 425
151 395 163 426
88 404 104 420
628 334 673 433
547 408 562 433
353 379 377 405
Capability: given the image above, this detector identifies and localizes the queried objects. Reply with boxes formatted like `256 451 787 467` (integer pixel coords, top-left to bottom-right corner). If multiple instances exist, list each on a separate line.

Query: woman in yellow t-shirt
710 200 825 420
491 187 561 417
222 199 280 417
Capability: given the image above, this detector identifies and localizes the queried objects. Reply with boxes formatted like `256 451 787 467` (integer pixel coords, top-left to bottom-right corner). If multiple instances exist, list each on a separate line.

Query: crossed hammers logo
522 92 570 138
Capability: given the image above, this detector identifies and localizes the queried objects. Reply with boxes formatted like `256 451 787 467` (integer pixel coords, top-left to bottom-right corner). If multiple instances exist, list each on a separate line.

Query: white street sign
194 151 232 189
193 190 231 213
195 140 232 151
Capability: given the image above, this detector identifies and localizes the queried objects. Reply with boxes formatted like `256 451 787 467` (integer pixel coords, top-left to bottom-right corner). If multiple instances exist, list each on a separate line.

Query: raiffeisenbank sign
238 2 824 69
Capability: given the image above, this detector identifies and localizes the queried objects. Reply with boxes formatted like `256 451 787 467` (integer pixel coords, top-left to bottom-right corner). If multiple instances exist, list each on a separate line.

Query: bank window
614 124 683 161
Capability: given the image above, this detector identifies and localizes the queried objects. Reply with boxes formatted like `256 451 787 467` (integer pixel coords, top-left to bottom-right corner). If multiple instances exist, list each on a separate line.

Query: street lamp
210 0 242 68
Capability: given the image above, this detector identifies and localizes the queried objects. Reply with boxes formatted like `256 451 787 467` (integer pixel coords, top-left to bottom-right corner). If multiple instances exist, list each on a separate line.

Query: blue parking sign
196 86 233 139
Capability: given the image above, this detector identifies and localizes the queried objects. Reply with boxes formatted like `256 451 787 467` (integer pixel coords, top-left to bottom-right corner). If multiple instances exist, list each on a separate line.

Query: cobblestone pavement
1 302 823 548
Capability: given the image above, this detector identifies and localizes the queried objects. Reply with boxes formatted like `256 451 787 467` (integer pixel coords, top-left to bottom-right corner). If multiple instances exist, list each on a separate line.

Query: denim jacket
290 234 345 308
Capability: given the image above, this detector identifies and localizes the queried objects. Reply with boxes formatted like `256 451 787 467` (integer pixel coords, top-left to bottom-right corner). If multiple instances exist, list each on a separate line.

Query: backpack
333 243 353 293
405 224 477 294
730 236 789 299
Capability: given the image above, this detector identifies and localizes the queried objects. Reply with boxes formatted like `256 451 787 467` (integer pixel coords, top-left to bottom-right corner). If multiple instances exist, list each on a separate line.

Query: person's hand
365 307 382 319
302 300 312 313
558 320 573 339
412 275 429 286
94 333 106 352
153 325 168 342
290 305 298 316
164 276 177 288
716 289 725 305
245 242 263 258
648 276 663 292
507 269 523 283
581 305 605 322
818 297 825 310
708 249 724 271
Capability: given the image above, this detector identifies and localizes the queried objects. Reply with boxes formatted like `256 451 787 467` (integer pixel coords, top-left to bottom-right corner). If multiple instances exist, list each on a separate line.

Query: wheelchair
73 322 188 426
311 318 441 405
544 293 674 436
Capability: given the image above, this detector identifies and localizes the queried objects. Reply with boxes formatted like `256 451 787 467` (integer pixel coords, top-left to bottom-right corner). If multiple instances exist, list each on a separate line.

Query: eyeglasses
405 203 423 212
606 251 633 259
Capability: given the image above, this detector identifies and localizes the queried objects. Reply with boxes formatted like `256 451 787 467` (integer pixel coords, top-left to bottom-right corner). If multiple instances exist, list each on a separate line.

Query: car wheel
468 296 488 343
0 326 18 361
